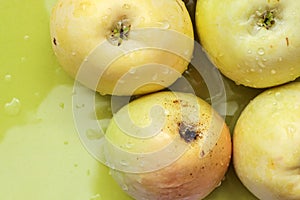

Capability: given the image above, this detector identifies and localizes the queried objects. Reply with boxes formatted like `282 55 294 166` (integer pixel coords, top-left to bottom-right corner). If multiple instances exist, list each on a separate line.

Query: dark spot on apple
173 100 179 104
53 37 57 46
178 122 198 143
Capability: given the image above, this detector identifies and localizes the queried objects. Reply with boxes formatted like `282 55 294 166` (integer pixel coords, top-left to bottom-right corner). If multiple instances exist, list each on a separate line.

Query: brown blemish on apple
286 37 289 46
178 122 199 143
53 37 57 46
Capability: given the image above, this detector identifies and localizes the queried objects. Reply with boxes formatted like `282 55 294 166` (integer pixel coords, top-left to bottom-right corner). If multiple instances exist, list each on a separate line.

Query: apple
50 0 194 96
195 0 300 88
233 81 300 200
103 91 232 200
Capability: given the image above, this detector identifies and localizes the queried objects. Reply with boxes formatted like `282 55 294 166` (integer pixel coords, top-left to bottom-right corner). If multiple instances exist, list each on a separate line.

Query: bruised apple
50 0 194 96
103 92 232 200
233 81 300 200
195 0 300 88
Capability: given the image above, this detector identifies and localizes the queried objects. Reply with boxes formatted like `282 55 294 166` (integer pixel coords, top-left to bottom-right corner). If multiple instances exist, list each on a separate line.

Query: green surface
0 0 265 199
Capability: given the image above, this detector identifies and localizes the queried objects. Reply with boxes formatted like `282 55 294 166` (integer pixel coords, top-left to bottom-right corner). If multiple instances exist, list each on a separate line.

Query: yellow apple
50 0 194 96
104 91 232 200
195 0 300 88
233 81 300 200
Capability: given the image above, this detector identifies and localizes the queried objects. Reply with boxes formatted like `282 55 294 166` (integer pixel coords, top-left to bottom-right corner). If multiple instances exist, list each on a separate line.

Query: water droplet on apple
139 17 145 22
285 124 296 136
152 73 158 81
90 193 102 200
274 92 282 100
85 128 104 140
125 142 134 149
271 69 277 74
278 57 283 62
247 49 252 54
258 61 266 68
122 4 130 9
257 48 265 56
162 68 170 75
129 68 136 74
120 160 129 166
4 97 21 116
71 51 76 56
136 176 142 184
157 20 170 29
122 184 129 191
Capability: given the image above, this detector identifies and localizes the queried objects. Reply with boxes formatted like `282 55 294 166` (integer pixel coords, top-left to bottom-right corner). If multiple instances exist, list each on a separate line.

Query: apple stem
107 17 131 46
256 9 276 30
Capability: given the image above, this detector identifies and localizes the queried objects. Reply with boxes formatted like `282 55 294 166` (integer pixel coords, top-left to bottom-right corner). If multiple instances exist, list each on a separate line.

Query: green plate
0 0 273 199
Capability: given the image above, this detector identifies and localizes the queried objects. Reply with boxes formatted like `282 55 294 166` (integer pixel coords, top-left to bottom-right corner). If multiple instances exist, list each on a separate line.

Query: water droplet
20 57 26 62
76 103 85 109
286 125 296 135
250 68 255 72
152 73 158 81
120 160 129 166
90 193 102 200
85 128 104 140
129 68 136 74
164 109 170 115
257 48 265 56
157 20 170 29
258 61 266 68
122 4 130 9
162 68 170 75
125 142 134 149
4 98 21 116
24 35 30 40
59 102 65 109
278 57 283 62
86 169 91 176
4 74 12 81
71 52 76 56
247 49 252 54
122 184 129 191
275 92 281 99
118 79 125 84
136 176 142 184
271 69 277 74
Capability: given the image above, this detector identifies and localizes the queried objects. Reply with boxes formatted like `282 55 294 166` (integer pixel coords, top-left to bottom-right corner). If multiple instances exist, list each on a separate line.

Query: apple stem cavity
256 9 276 30
107 17 131 46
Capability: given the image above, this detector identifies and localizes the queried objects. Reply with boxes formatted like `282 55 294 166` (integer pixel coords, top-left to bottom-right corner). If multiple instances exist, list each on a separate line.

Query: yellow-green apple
233 81 300 200
103 91 232 200
195 0 300 88
50 0 194 96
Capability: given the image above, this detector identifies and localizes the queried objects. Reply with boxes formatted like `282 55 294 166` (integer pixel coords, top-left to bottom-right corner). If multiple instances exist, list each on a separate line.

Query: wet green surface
0 0 282 199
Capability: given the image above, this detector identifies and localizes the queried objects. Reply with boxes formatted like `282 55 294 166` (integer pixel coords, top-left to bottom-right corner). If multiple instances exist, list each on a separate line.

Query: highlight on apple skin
195 0 300 88
233 81 300 200
103 91 232 200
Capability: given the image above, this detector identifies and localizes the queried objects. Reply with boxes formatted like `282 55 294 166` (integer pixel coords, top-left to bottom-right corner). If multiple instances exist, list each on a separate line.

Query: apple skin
104 91 232 200
50 0 194 96
233 81 300 200
195 0 300 88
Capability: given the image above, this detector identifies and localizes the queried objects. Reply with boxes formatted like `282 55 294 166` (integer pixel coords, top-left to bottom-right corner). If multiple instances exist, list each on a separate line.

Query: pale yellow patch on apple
233 81 300 200
195 0 300 88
